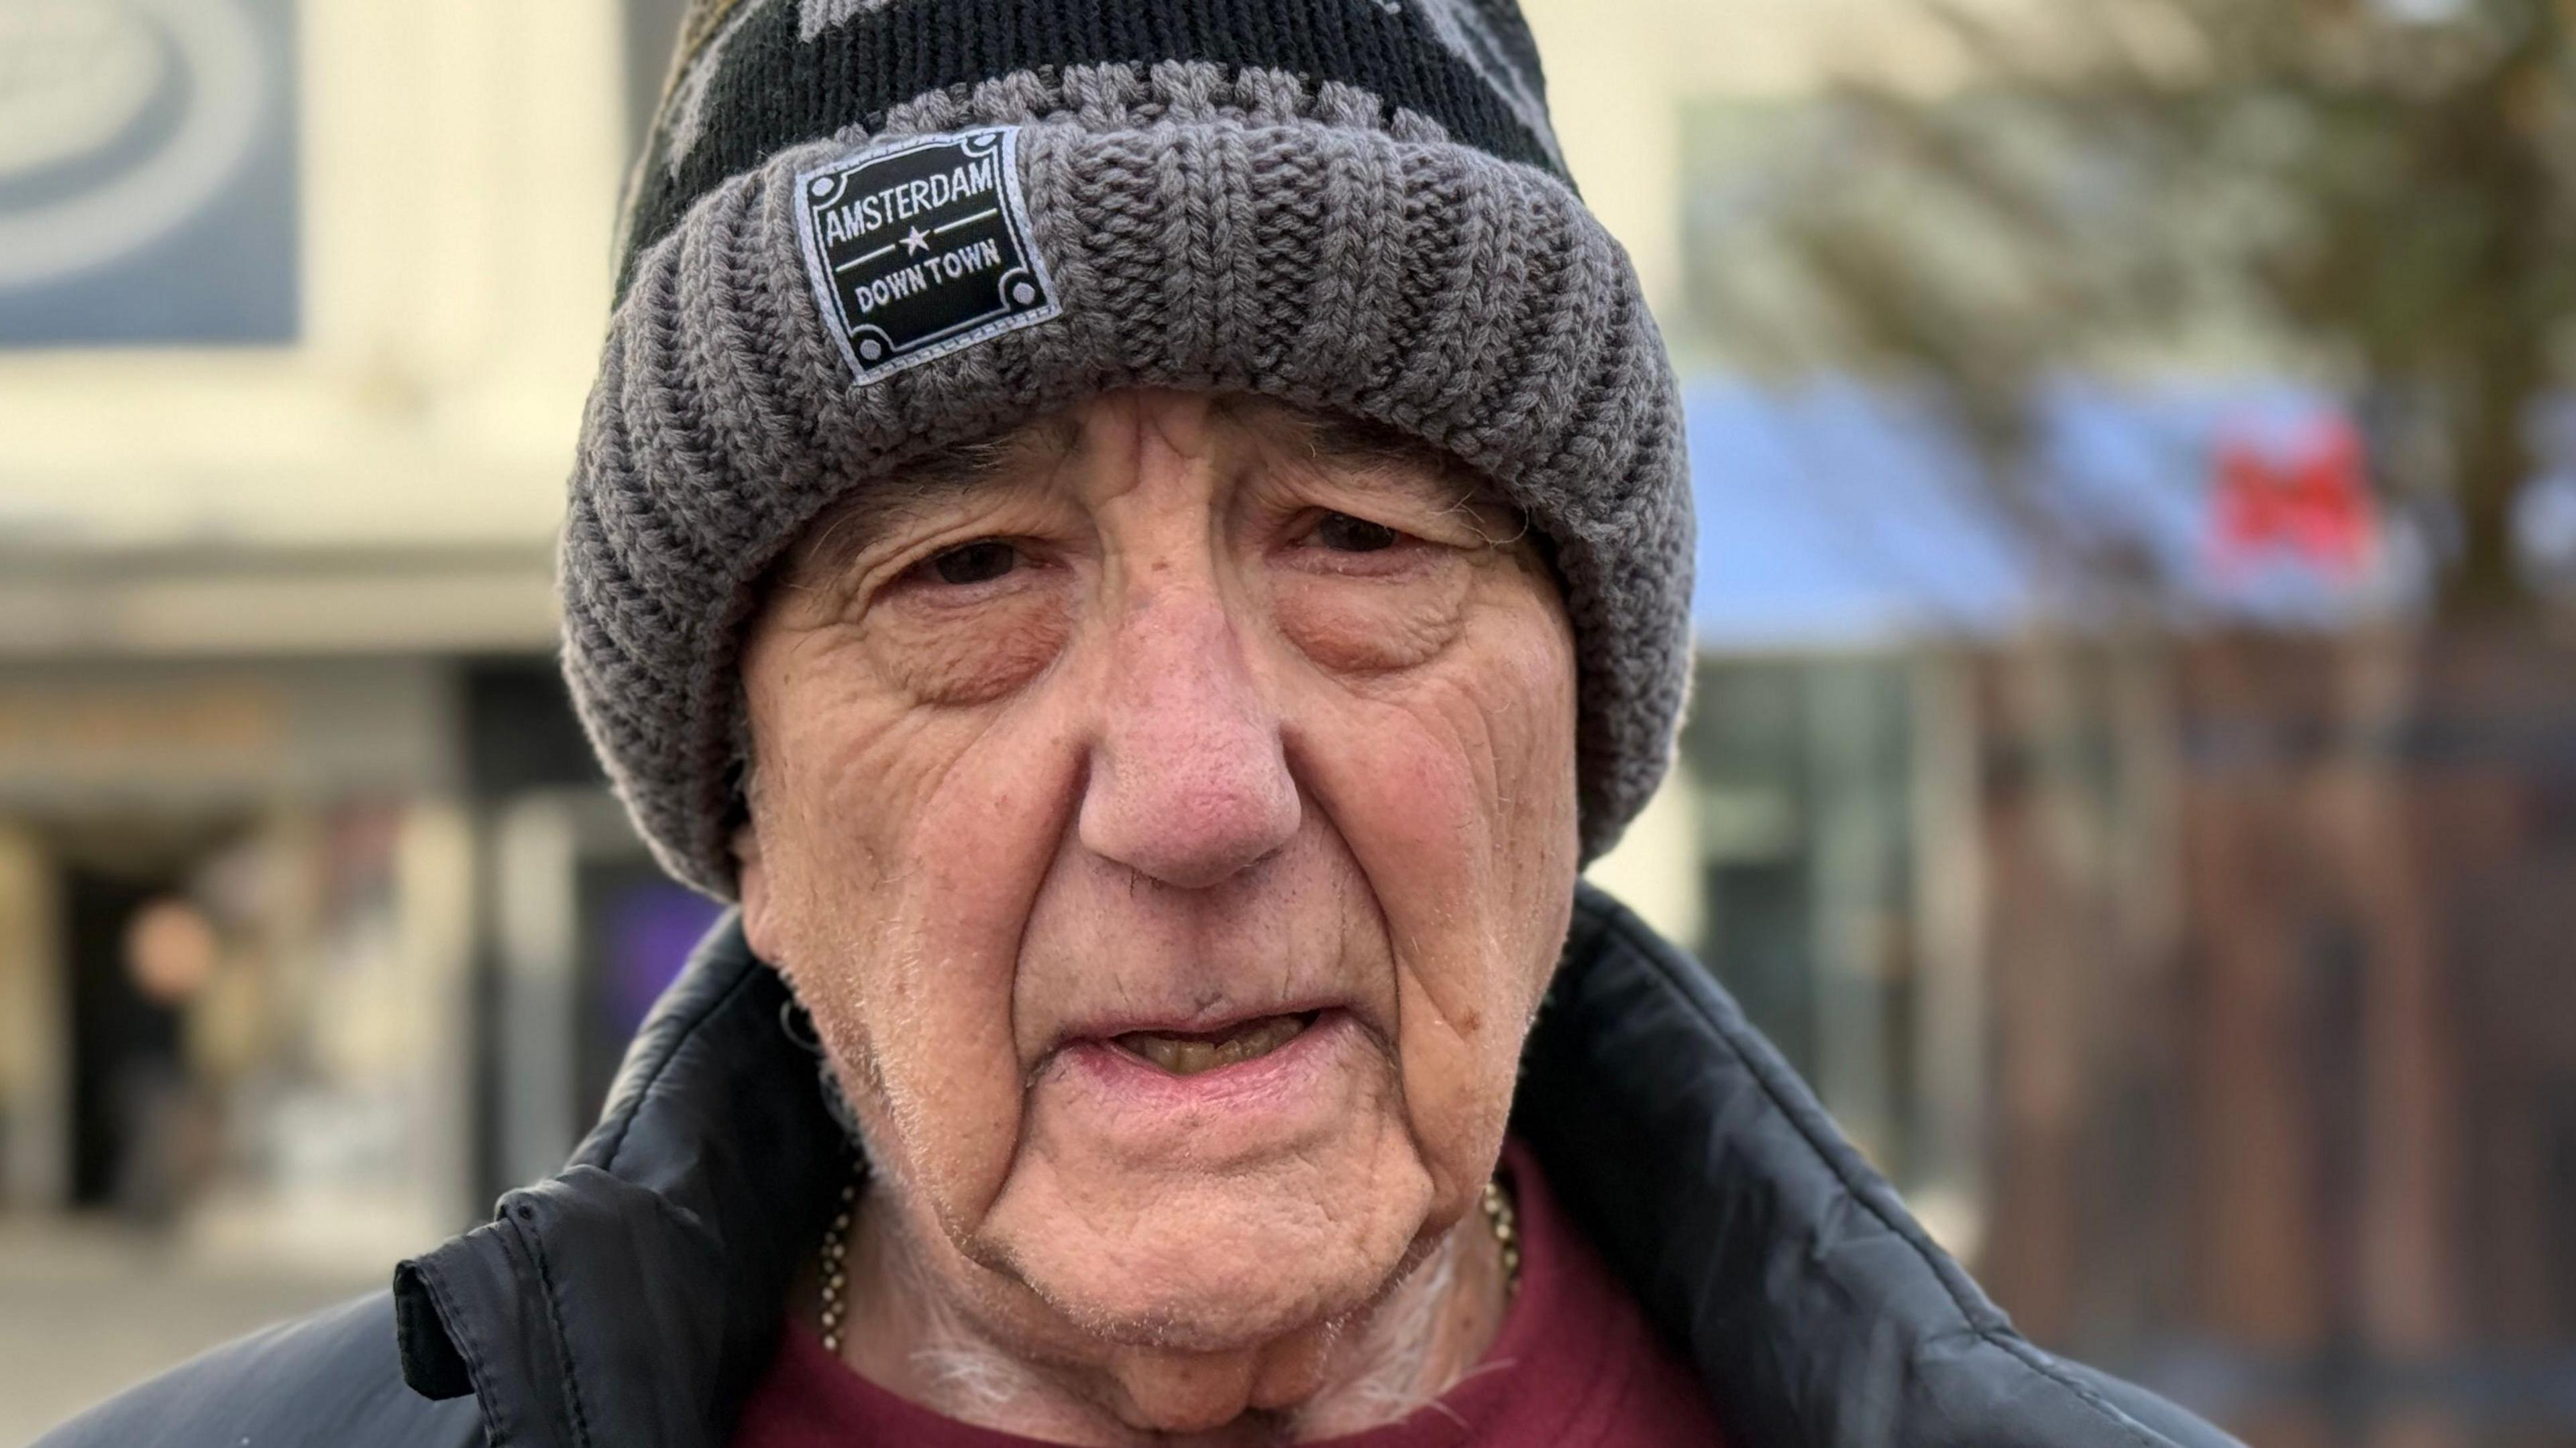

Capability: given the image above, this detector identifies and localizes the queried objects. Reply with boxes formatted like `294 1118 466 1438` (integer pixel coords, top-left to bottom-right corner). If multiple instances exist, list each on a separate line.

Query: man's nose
1076 574 1301 890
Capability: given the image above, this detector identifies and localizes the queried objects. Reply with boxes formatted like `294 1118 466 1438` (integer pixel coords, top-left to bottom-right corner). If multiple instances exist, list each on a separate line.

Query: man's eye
928 540 1019 586
1313 512 1400 553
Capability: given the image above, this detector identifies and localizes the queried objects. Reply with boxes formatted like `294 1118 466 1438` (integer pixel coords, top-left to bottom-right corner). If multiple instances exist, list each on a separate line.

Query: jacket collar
396 885 2226 1448
396 921 841 1446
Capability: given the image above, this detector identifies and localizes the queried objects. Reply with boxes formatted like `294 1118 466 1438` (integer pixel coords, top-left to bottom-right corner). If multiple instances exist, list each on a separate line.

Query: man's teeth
1115 1014 1311 1076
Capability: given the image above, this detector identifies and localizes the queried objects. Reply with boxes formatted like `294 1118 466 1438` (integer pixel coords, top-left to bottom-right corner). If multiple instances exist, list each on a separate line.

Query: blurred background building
4 1 2573 1445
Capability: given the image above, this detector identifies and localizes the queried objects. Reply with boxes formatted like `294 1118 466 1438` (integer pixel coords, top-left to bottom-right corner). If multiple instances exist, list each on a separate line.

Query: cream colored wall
1522 0 1992 323
0 1 627 565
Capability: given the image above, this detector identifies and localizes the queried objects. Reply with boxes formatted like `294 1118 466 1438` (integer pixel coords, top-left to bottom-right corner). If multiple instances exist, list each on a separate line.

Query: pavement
0 1215 382 1447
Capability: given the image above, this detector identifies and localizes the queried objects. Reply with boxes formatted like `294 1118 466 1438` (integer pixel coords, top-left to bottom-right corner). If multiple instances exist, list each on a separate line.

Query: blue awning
1684 378 2432 650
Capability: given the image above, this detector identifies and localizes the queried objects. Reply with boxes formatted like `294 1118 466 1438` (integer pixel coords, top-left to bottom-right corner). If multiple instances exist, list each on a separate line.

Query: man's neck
828 1193 1513 1445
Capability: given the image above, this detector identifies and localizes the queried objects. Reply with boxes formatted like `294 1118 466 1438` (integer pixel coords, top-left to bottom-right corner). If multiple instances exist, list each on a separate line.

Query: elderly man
44 3 2240 1446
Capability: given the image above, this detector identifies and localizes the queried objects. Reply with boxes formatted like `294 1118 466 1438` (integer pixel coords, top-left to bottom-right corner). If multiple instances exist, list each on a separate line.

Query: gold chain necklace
817 1174 1520 1357
817 1176 859 1355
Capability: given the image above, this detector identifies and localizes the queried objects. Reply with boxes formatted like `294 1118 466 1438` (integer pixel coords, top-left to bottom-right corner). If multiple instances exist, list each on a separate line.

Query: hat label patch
792 127 1061 384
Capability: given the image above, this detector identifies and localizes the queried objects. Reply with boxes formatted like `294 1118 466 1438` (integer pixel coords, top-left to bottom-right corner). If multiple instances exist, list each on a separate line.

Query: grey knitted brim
564 62 1692 898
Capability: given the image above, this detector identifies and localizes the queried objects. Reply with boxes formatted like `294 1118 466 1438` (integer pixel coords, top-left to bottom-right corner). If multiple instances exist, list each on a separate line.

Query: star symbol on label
900 226 930 255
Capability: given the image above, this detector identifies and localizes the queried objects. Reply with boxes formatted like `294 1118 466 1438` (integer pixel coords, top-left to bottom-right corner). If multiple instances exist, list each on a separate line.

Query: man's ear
734 821 780 962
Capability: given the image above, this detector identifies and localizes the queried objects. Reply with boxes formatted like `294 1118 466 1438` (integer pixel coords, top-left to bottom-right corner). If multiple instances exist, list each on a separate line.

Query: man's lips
1033 1008 1374 1158
1043 1000 1355 1079
1110 1011 1318 1076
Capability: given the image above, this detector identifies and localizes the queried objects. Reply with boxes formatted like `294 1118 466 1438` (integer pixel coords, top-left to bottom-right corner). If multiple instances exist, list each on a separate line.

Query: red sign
2208 416 2379 577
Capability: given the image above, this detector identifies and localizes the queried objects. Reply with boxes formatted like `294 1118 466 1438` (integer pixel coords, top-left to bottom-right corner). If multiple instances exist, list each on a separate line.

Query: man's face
736 390 1578 1362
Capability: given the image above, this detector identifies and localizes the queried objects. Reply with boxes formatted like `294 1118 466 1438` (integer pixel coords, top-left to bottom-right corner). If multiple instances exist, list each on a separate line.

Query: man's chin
1022 1259 1377 1354
969 1116 1438 1349
983 1211 1417 1353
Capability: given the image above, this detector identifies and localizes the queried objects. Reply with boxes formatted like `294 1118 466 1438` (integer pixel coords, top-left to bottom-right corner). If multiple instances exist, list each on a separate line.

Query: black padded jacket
36 886 2241 1448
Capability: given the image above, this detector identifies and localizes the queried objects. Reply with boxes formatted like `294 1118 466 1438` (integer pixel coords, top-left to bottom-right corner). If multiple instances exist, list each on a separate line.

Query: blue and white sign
0 0 298 345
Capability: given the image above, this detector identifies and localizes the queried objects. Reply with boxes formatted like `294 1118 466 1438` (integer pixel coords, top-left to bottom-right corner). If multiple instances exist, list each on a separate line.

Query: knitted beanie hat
566 0 1693 897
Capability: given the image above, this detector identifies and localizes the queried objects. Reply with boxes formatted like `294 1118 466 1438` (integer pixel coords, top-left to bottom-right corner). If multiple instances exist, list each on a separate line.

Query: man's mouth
1110 1011 1320 1077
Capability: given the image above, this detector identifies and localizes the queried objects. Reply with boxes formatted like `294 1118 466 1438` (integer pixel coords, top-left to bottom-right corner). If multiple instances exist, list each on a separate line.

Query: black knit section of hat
622 0 1564 299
